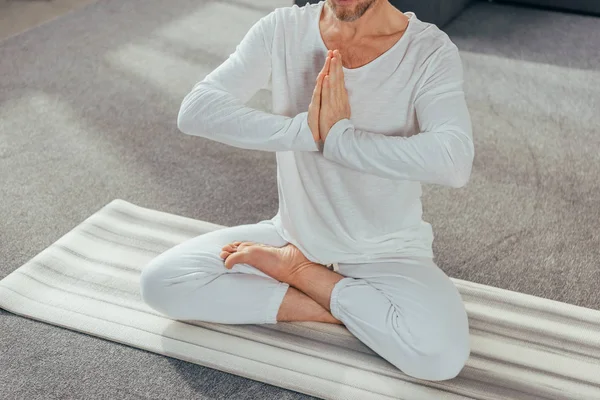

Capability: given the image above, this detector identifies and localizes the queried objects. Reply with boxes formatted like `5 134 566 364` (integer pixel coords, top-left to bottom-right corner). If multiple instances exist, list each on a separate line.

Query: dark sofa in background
293 0 472 27
506 0 600 15
294 0 600 28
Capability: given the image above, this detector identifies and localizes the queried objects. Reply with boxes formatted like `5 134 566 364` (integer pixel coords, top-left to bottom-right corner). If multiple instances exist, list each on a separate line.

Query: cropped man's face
326 0 378 23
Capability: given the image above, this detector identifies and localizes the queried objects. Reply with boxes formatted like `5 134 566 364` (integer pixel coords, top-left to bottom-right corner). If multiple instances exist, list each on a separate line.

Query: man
140 0 474 381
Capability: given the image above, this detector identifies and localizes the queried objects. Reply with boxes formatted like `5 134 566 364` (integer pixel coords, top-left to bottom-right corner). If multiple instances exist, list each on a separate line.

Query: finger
310 75 324 141
334 49 342 70
321 54 333 81
317 53 332 82
312 68 327 111
314 70 324 99
334 52 344 91
324 53 332 76
329 57 337 85
323 75 332 109
329 73 336 99
312 76 323 108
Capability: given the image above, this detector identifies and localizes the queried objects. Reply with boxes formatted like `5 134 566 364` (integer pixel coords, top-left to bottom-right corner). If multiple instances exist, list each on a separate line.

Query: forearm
177 81 318 152
322 119 474 187
319 44 474 187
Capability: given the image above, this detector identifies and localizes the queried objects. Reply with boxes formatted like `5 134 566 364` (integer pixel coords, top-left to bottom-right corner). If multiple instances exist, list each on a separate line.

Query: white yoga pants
139 221 471 381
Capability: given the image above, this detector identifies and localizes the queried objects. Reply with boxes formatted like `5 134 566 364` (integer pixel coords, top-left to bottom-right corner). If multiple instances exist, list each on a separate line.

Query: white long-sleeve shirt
178 1 474 265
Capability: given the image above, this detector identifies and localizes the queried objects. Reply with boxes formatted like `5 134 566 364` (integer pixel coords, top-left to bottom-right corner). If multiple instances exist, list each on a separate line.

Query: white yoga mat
1 199 599 399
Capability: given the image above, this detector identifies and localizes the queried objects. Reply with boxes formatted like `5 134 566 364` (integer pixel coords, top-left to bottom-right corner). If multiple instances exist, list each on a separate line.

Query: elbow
445 139 474 188
177 112 189 135
177 82 210 136
448 167 471 188
177 103 210 138
177 105 194 135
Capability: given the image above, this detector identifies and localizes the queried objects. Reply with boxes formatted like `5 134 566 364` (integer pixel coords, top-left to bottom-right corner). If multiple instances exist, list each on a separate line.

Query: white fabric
2 199 600 399
177 1 475 265
327 262 340 272
139 220 471 381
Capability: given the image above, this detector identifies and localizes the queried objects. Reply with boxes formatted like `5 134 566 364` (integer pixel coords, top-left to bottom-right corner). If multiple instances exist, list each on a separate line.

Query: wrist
322 118 353 158
317 120 337 152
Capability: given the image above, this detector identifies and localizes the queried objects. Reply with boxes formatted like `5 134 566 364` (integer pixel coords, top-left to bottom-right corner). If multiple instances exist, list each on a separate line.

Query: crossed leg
140 220 470 381
140 221 337 324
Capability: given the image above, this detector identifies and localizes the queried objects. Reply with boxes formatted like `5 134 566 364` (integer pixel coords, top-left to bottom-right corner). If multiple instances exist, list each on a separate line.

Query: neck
322 0 404 40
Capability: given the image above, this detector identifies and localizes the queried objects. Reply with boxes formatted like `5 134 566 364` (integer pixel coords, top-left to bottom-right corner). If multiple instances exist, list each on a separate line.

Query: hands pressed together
308 49 351 151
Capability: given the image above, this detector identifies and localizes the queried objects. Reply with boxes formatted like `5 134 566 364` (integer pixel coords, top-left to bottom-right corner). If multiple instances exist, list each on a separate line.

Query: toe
224 249 251 269
221 244 236 252
220 251 231 259
237 242 256 251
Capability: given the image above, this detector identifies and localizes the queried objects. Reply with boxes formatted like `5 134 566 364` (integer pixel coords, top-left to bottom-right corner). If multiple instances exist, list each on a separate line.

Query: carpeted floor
0 0 96 40
1 0 598 399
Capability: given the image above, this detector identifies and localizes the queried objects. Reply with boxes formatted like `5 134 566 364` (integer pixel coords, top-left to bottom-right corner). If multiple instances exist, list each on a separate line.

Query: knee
139 251 222 316
416 336 470 381
398 316 471 381
139 256 169 312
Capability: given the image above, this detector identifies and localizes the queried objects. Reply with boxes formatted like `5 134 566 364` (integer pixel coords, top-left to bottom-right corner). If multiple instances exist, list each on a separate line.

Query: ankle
320 311 344 325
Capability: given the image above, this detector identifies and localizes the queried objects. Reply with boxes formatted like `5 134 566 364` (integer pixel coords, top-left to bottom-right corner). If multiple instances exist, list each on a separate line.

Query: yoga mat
1 199 599 400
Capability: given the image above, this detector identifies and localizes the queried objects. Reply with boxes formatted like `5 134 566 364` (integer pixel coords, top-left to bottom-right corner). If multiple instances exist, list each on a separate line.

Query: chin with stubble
326 0 379 22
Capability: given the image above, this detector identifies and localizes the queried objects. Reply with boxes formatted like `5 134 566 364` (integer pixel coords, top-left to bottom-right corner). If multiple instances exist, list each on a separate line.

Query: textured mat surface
1 199 599 400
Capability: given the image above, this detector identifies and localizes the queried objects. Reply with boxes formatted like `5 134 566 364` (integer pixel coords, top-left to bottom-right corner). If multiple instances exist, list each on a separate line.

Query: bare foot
221 242 344 325
220 242 317 284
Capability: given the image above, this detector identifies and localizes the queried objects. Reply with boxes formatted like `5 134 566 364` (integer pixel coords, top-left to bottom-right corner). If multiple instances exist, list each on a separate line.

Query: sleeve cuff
294 112 319 152
322 118 353 160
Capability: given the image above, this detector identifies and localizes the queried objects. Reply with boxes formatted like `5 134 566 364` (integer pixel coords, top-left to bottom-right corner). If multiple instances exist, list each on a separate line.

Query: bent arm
177 12 317 152
322 45 474 187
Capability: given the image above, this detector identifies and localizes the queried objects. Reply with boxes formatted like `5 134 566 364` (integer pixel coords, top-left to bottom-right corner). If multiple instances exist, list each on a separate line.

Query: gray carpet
0 0 598 399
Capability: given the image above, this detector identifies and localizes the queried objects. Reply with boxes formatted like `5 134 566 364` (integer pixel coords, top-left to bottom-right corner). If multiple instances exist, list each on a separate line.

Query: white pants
139 220 471 381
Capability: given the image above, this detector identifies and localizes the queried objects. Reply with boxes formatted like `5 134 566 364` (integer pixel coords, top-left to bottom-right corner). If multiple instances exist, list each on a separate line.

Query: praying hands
308 49 351 151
